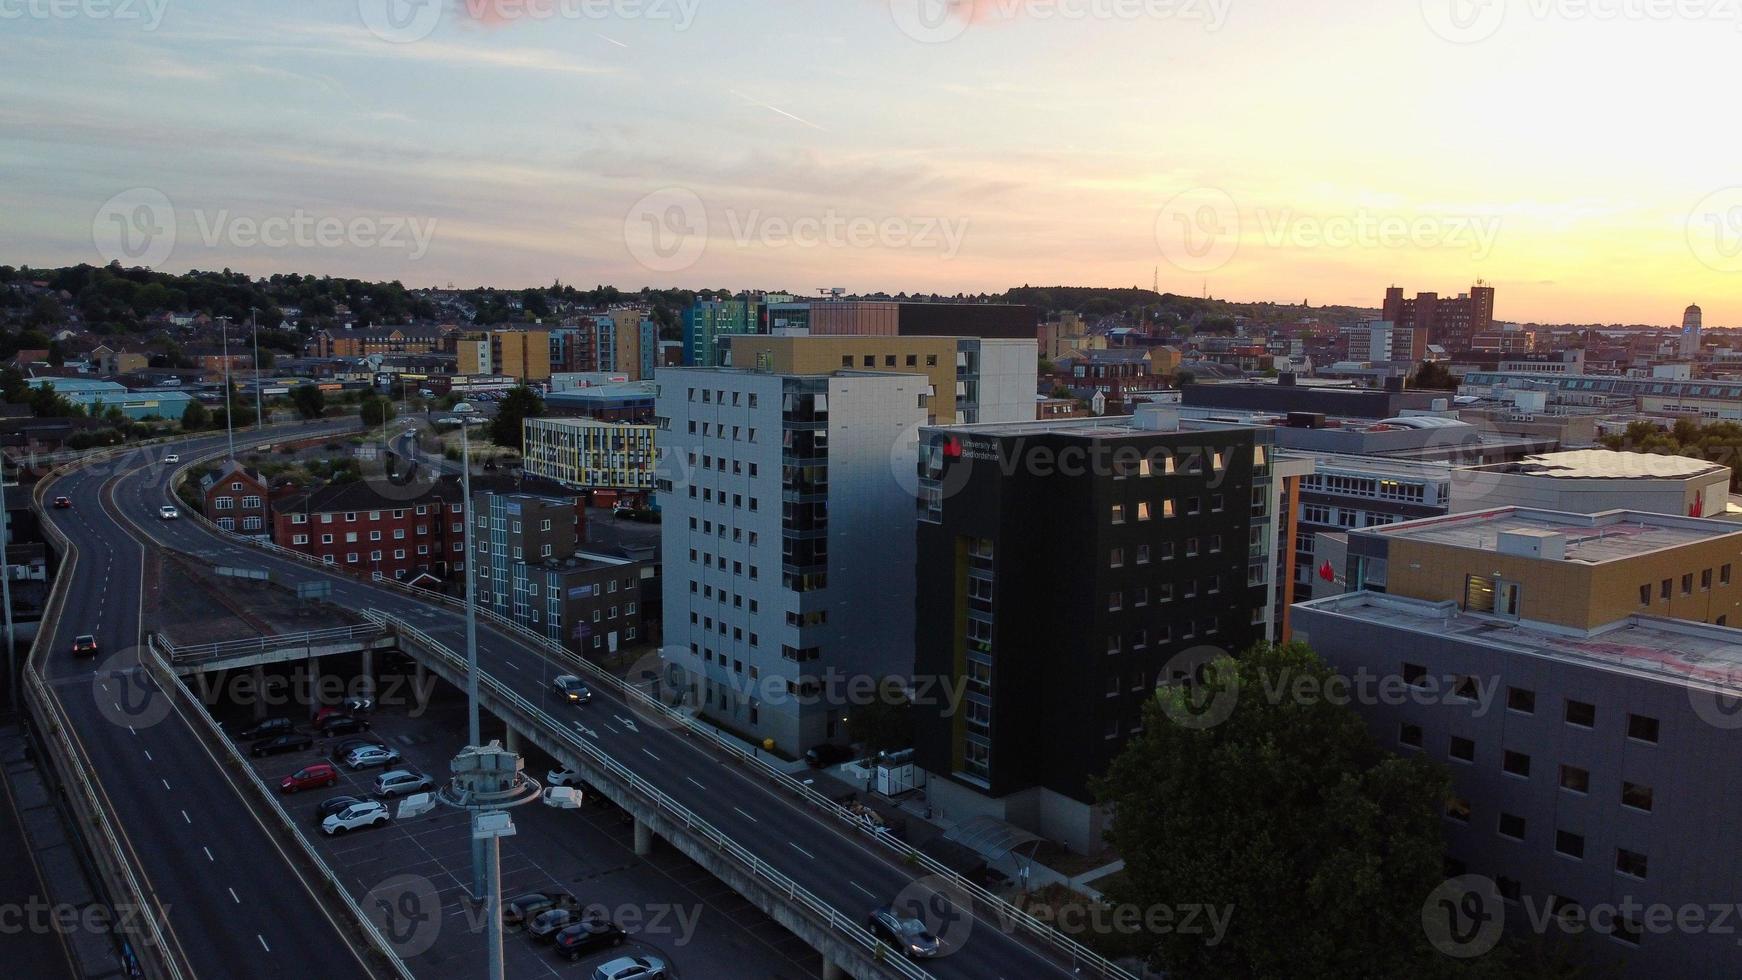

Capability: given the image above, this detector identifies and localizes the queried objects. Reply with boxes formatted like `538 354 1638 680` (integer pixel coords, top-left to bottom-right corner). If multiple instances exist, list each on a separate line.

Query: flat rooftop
924 413 1262 442
1372 507 1741 563
1302 591 1742 694
1466 449 1726 481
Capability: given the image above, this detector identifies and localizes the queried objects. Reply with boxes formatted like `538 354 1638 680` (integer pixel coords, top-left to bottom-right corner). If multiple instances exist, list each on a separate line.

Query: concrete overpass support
251 665 267 720
633 817 653 857
303 653 321 719
503 725 519 754
359 648 375 700
820 957 846 980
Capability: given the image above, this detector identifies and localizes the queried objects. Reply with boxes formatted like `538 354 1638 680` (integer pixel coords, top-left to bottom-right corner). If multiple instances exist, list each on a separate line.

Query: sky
2 0 1739 325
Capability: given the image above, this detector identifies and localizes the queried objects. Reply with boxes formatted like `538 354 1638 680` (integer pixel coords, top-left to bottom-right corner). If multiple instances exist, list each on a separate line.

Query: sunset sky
4 0 1738 324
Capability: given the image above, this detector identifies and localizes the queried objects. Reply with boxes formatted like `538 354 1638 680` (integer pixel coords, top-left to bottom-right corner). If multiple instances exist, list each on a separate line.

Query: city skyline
4 2 1739 326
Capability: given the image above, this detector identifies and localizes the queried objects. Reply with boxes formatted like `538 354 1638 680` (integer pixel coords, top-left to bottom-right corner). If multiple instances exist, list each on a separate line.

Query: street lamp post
250 308 264 432
220 316 235 461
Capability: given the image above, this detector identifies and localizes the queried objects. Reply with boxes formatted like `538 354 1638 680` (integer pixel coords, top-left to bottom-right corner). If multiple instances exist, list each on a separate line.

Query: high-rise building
724 334 1039 425
460 327 551 381
1681 303 1703 358
522 416 658 491
1382 284 1496 352
654 366 929 753
682 299 764 367
911 408 1296 851
1296 507 1742 977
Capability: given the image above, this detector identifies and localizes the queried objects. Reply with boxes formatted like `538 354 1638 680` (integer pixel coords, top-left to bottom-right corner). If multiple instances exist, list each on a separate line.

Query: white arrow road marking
613 715 639 732
573 723 598 739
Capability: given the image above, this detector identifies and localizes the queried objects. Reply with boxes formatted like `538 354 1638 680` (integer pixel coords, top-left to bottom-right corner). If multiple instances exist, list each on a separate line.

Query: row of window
1446 792 1656 886
687 387 760 408
1109 536 1222 568
288 504 458 525
210 495 261 511
685 420 760 442
685 453 761 478
1109 576 1222 611
839 353 940 369
215 517 261 532
687 580 761 615
685 485 763 511
1106 617 1219 653
1110 495 1224 524
1638 565 1732 605
1398 671 1664 742
1299 473 1431 503
688 611 761 648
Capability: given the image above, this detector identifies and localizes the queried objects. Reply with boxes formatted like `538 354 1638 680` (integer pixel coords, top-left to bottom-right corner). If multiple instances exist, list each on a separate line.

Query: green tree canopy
181 399 210 431
360 395 396 427
1094 641 1468 979
290 383 326 420
491 385 544 449
1411 360 1459 391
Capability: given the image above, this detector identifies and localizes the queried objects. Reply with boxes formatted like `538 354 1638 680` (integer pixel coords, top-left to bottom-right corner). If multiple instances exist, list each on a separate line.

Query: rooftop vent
1497 529 1566 560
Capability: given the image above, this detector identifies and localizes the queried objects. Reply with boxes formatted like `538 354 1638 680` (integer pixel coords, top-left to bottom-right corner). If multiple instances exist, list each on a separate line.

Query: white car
374 769 434 797
591 956 666 980
158 505 179 520
547 767 582 788
163 454 180 464
343 745 401 770
321 799 389 836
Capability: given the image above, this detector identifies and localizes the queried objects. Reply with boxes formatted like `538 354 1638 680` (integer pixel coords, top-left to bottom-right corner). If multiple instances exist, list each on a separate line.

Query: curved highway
71 426 1096 980
38 423 378 978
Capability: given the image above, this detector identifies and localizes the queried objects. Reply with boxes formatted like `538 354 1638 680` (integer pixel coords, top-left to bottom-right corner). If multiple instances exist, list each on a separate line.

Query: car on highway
342 744 400 770
71 634 99 657
236 717 293 741
158 505 179 520
867 906 941 959
315 795 366 826
804 743 856 768
552 675 591 704
250 733 315 758
163 454 180 464
52 496 71 509
590 955 666 980
552 918 627 958
316 713 371 735
280 763 339 794
505 892 579 928
546 767 583 788
373 769 433 797
321 799 389 836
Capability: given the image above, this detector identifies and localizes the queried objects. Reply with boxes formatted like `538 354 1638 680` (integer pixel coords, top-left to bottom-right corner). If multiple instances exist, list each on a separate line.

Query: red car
280 763 339 794
52 496 72 509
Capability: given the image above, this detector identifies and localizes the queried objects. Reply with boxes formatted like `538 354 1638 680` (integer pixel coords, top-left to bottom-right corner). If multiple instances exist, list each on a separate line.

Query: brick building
200 462 271 538
272 479 467 583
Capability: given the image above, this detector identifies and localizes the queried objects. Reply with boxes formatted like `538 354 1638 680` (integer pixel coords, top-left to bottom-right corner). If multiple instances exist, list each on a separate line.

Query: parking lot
213 657 817 979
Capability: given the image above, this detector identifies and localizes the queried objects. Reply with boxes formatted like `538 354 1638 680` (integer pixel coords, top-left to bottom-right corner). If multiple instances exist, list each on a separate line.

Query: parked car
250 733 315 758
331 736 383 760
590 955 666 980
505 892 579 928
528 907 590 943
552 675 591 704
343 745 400 770
315 795 366 826
157 504 179 520
313 700 376 727
162 454 180 464
280 763 339 794
237 717 293 741
373 769 433 797
321 799 389 836
804 743 855 768
546 768 582 788
554 918 627 958
867 906 941 959
52 496 71 509
71 634 99 657
317 713 370 735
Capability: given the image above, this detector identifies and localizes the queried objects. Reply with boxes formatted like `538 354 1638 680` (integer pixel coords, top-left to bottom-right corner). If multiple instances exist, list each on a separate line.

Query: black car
315 795 367 826
527 907 590 943
552 675 591 704
867 906 941 959
237 717 294 741
505 892 579 928
553 919 627 960
317 714 370 735
250 733 315 758
805 743 856 768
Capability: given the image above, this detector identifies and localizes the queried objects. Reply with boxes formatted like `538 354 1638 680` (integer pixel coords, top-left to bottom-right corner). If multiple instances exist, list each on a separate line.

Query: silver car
591 956 666 980
374 769 433 796
344 744 401 770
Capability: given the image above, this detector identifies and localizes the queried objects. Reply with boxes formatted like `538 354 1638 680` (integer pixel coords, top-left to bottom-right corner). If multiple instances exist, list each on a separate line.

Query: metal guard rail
157 623 387 663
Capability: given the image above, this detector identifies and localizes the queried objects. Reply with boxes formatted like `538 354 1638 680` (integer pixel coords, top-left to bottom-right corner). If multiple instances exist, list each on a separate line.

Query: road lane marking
641 748 660 762
733 807 758 823
788 842 816 860
203 847 213 862
850 880 876 900
685 776 705 790
229 887 240 904
143 750 152 762
160 779 170 791
180 810 190 824
257 935 270 952
504 660 519 671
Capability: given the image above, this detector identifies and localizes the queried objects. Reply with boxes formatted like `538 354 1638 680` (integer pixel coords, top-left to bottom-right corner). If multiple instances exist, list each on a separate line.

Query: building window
1565 699 1596 728
1682 573 1694 596
1110 504 1125 524
1616 848 1648 880
1555 830 1585 859
1702 568 1713 590
1639 584 1651 606
1627 713 1659 744
1137 502 1151 521
1109 548 1124 569
1449 736 1475 762
1502 750 1531 778
1507 687 1535 714
1724 563 1733 585
1402 663 1427 688
1621 781 1654 812
1398 723 1422 748
1498 812 1526 840
1559 764 1589 794
1108 591 1123 612
1445 796 1471 823
1660 578 1671 600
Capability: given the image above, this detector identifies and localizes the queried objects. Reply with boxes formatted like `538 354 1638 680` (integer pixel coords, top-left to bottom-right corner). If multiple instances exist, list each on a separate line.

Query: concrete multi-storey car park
1297 507 1742 977
655 367 929 754
912 409 1292 851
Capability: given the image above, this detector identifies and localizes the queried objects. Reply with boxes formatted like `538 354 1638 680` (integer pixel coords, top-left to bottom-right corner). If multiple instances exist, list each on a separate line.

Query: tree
290 383 326 420
360 395 396 427
1094 641 1465 979
491 385 545 449
1411 360 1459 391
1174 369 1196 387
181 399 210 431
